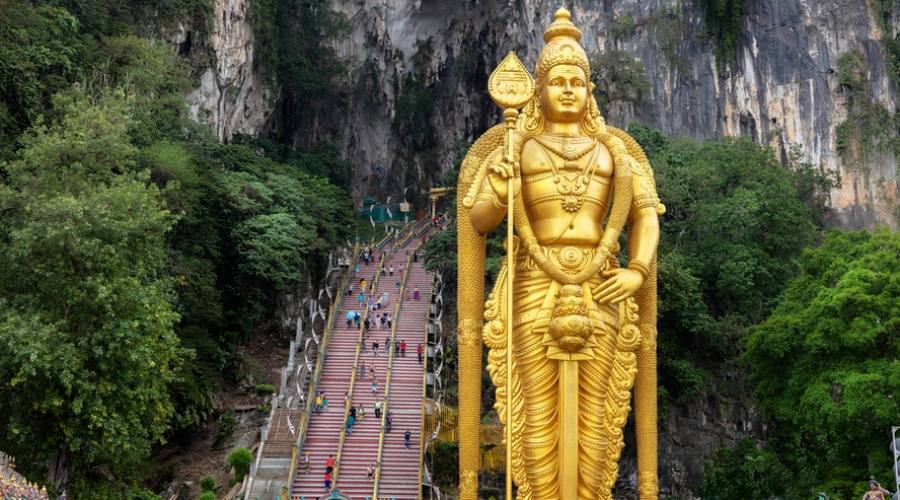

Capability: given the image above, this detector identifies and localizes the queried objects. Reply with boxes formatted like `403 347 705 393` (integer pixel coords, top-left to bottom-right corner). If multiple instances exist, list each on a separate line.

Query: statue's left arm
627 157 663 500
593 137 663 498
593 168 659 304
626 174 661 279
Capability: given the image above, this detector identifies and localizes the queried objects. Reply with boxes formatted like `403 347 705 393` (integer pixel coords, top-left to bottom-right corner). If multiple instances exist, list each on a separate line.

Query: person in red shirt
399 340 407 357
417 343 424 364
324 470 332 490
325 454 335 473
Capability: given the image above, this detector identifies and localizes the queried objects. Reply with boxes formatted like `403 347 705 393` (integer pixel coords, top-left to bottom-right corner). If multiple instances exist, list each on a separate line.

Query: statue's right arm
468 149 507 234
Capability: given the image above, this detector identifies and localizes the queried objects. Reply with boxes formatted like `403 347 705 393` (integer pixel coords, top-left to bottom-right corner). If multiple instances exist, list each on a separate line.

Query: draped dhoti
484 248 641 500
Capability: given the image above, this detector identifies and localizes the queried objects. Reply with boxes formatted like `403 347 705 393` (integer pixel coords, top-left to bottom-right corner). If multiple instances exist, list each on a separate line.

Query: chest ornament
532 136 599 213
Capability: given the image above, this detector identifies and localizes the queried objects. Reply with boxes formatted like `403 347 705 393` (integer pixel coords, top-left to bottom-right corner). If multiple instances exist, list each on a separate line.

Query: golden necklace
534 137 599 213
533 135 598 162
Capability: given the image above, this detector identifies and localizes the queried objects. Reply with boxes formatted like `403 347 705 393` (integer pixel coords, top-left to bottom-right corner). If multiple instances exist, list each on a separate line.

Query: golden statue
455 8 664 499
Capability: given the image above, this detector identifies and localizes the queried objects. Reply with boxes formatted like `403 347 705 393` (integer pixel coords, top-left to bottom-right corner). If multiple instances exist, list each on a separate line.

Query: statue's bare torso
520 135 613 246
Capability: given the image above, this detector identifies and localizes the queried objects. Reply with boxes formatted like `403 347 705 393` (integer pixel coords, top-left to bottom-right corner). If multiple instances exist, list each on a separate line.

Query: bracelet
627 261 650 280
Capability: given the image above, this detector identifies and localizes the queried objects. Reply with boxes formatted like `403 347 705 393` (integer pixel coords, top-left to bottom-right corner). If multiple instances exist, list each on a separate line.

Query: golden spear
487 51 534 500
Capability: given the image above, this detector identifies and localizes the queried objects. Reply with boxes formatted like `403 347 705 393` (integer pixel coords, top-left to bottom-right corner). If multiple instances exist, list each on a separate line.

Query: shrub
700 439 790 499
255 383 276 395
610 13 636 40
128 489 161 500
199 475 215 492
228 447 253 481
217 410 237 439
198 492 216 500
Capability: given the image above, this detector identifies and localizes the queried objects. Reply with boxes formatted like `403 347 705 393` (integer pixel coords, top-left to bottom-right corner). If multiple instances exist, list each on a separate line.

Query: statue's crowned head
535 7 591 86
526 7 603 133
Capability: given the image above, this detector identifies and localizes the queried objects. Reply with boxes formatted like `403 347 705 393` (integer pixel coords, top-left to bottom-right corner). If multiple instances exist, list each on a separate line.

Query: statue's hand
593 268 644 304
487 155 520 203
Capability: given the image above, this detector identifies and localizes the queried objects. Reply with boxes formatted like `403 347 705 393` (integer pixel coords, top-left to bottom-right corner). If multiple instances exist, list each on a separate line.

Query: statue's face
540 64 589 124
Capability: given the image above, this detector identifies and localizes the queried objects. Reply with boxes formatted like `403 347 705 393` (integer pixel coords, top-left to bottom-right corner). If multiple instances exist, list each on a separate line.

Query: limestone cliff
173 0 897 495
167 0 275 141
182 0 898 229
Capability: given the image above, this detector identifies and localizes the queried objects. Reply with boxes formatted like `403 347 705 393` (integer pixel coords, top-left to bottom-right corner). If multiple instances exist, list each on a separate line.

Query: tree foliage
0 89 181 491
0 3 81 157
740 229 900 498
0 1 355 493
628 123 832 404
699 438 792 499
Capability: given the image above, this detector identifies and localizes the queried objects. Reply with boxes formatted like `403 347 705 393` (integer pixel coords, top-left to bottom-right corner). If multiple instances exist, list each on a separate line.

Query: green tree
744 229 900 498
628 124 830 403
0 2 82 158
0 1 358 492
699 438 792 499
654 136 821 320
0 90 181 491
234 212 311 289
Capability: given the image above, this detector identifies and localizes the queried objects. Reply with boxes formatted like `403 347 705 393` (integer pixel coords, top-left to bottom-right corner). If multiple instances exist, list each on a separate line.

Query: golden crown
535 7 591 83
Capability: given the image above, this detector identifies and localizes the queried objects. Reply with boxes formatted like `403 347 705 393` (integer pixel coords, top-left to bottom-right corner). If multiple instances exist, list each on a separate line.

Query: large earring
524 96 543 133
583 94 603 135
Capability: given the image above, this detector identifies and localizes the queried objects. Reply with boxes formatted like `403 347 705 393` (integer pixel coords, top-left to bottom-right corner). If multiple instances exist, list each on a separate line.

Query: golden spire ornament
456 6 664 499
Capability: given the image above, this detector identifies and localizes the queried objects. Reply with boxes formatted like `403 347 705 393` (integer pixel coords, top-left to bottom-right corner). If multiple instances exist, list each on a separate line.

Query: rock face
189 0 898 228
183 0 275 141
181 0 897 495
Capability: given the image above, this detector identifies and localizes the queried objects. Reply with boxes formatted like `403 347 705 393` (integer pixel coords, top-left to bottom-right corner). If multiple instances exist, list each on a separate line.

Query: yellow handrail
416 273 435 499
332 222 415 492
331 251 386 490
283 242 359 497
371 249 415 499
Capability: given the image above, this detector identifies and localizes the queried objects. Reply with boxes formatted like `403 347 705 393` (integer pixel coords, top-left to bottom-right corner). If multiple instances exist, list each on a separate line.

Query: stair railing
331 222 413 492
329 250 386 492
371 248 415 500
372 222 432 498
283 242 359 496
416 274 436 499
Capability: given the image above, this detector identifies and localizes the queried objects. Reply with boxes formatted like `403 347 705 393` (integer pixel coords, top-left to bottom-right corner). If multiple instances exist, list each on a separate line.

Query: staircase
373 239 433 500
261 409 301 459
248 408 301 498
292 224 432 499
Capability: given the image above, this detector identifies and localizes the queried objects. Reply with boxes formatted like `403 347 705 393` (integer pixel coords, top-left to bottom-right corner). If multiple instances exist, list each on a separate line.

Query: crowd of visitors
312 225 434 493
0 471 48 500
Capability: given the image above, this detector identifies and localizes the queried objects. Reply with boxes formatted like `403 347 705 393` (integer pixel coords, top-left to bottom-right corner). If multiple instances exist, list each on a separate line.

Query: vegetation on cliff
697 0 747 68
835 51 900 169
0 0 353 495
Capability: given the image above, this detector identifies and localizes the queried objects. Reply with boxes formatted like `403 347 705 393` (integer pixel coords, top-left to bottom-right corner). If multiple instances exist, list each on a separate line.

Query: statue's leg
578 359 612 499
512 275 559 498
578 299 621 500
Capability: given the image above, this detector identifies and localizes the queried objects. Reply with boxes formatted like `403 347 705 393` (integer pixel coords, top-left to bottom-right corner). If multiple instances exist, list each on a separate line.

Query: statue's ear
590 82 596 92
